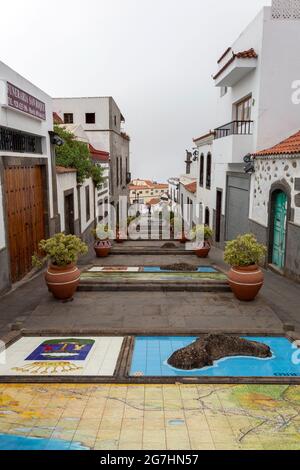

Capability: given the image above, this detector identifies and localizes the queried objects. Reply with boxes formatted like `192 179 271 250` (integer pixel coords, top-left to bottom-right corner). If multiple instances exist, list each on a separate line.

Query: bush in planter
92 224 114 258
224 233 267 301
191 225 213 242
32 233 88 300
191 225 214 258
224 233 266 267
92 224 114 241
32 233 88 268
172 216 183 232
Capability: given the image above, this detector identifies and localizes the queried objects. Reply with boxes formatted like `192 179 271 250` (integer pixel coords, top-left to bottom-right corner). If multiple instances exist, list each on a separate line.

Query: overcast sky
0 0 271 181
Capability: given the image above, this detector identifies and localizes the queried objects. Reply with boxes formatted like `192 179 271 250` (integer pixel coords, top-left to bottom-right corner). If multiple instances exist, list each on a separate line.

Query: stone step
111 248 191 255
78 280 230 292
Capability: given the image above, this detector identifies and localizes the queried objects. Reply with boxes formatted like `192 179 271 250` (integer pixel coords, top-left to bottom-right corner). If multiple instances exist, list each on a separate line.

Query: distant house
129 179 168 205
53 96 131 223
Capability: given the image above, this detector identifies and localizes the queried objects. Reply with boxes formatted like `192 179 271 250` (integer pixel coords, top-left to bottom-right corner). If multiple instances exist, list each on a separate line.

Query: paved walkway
0 383 299 450
0 243 298 339
20 291 282 335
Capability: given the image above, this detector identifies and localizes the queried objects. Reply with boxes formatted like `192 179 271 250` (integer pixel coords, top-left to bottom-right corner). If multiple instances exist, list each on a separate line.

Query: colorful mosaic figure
12 362 83 375
26 338 95 361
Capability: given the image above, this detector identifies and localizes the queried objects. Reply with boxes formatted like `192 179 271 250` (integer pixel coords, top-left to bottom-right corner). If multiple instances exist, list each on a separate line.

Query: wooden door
272 191 287 269
4 165 46 283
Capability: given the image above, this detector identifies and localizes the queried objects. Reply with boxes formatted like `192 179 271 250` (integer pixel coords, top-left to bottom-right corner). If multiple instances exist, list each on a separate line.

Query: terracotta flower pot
227 265 264 301
178 232 187 243
115 230 125 243
45 263 81 300
94 240 112 258
195 241 211 258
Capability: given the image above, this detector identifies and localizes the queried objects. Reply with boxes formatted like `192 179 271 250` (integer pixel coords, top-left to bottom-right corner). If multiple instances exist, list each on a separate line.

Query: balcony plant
32 233 88 300
224 233 267 301
192 225 213 258
92 224 114 257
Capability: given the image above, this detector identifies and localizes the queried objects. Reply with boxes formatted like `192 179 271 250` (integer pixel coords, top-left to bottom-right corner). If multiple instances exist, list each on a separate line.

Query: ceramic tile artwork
0 337 124 376
87 266 219 273
81 271 226 281
130 337 300 378
88 267 140 273
0 384 299 450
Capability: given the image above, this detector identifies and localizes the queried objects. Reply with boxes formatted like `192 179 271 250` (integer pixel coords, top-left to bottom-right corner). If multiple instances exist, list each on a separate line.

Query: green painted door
272 191 287 269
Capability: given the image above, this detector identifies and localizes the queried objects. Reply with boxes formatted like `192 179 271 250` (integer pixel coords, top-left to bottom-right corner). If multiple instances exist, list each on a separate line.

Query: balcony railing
214 120 253 140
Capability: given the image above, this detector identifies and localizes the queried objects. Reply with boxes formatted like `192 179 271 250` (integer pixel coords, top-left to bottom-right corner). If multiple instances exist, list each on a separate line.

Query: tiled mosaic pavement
0 337 123 377
0 384 300 450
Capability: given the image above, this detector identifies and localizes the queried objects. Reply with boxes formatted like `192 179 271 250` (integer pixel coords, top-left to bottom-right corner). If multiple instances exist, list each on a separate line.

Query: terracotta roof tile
213 48 258 80
184 181 197 194
193 131 215 143
56 166 77 174
53 112 63 124
147 198 161 206
89 144 110 162
129 181 168 191
235 48 258 59
253 130 300 157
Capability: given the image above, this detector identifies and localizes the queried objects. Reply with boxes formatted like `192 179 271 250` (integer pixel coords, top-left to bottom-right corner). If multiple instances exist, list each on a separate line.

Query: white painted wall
79 178 95 233
53 97 110 130
195 141 215 224
250 156 300 226
57 172 78 233
197 6 300 236
0 60 54 252
0 183 5 249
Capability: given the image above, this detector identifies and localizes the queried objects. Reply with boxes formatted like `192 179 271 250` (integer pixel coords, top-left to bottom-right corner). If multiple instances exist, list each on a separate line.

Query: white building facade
0 61 58 293
195 4 300 266
53 97 130 224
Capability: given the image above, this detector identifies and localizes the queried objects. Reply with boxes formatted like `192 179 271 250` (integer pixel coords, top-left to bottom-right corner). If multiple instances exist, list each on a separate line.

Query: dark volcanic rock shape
161 243 177 249
161 263 198 272
167 334 272 370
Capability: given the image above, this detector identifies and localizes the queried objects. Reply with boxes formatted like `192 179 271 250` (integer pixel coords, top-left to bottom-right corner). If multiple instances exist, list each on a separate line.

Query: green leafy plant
127 216 137 227
54 125 104 189
224 234 267 267
32 233 88 268
171 216 184 232
92 224 114 241
191 224 213 241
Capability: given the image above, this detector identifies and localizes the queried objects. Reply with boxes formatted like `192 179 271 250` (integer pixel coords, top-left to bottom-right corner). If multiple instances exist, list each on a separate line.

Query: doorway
64 191 75 235
215 190 222 243
271 190 288 269
4 164 46 283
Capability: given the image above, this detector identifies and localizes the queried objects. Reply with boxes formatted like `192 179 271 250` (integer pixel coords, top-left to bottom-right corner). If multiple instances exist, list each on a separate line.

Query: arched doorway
270 190 288 269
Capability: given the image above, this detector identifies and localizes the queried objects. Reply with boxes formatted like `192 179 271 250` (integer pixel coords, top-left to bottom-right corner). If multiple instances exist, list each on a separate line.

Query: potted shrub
32 233 88 301
172 217 187 243
224 233 267 301
192 225 213 258
92 224 113 257
115 224 127 243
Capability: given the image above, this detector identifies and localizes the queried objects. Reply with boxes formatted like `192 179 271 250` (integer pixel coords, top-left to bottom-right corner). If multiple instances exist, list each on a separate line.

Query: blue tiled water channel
130 337 300 377
143 266 218 273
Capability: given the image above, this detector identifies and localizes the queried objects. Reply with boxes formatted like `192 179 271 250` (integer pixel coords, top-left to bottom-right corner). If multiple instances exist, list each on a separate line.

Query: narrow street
0 241 300 450
0 0 300 456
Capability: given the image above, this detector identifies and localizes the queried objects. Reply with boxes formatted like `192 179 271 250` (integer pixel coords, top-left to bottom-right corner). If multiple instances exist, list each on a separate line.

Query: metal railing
214 120 253 140
0 126 42 154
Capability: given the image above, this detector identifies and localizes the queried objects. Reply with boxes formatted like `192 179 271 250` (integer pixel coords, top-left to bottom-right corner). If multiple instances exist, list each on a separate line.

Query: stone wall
252 156 300 226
